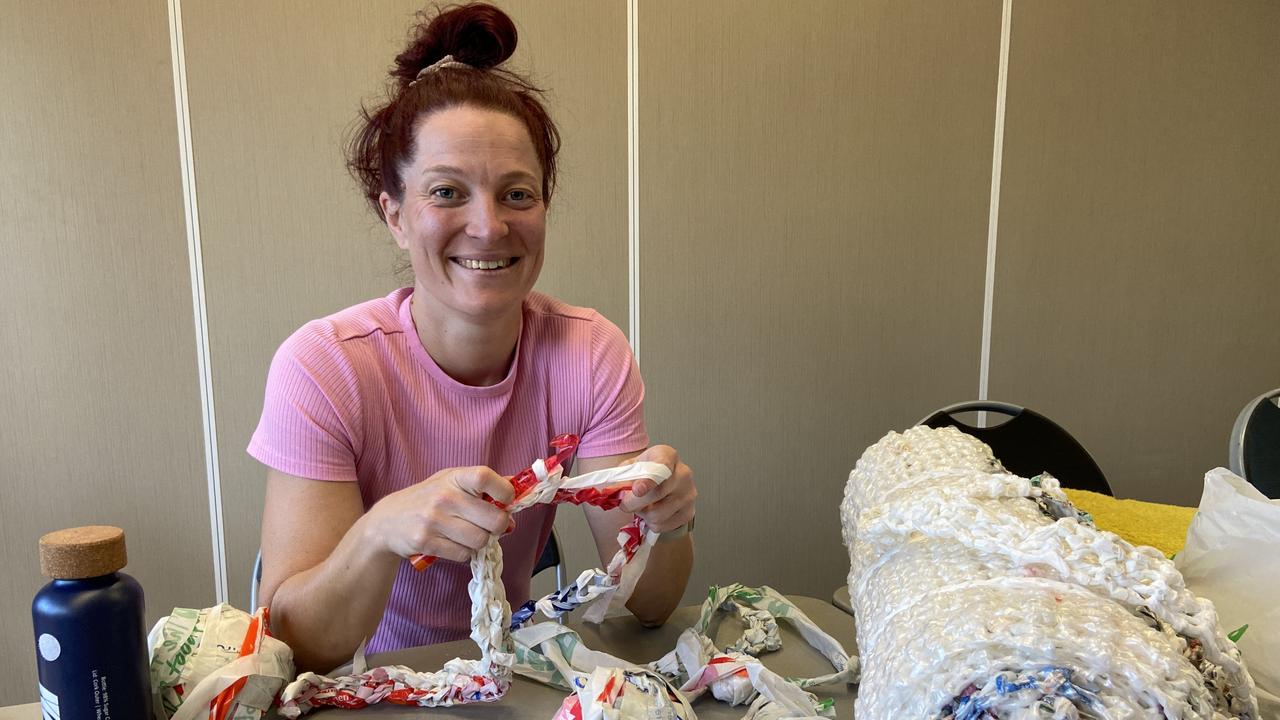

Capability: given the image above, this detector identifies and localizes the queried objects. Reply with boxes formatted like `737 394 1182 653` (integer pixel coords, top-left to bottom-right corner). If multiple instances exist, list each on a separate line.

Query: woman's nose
465 197 508 241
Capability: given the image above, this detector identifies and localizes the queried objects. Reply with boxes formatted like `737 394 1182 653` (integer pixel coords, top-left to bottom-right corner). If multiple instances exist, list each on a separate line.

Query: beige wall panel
991 1 1280 505
182 0 627 605
640 1 999 601
0 1 212 705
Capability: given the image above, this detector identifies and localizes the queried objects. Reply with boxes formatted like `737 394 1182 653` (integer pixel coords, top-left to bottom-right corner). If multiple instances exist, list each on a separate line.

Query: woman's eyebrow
419 165 540 188
421 164 465 177
420 166 537 184
497 170 539 184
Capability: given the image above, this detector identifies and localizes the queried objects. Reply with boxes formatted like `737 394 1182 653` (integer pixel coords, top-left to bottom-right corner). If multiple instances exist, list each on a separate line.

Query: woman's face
381 105 547 324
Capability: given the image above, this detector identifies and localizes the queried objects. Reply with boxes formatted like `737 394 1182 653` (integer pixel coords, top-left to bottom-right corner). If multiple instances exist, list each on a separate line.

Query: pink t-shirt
248 288 648 652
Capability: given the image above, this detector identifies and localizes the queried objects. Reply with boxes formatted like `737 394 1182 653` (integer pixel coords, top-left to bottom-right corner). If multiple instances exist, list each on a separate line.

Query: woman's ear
379 191 409 250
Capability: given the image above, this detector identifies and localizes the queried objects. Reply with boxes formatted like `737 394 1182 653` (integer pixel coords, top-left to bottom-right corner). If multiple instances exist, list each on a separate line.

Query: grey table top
282 594 857 718
0 596 857 718
832 585 853 616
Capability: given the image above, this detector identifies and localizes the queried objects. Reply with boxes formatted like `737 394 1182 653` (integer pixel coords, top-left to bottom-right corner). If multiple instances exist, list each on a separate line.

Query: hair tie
411 54 472 85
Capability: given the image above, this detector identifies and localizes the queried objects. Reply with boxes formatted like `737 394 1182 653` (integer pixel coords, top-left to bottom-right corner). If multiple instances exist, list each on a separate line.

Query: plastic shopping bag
1175 468 1280 715
148 603 294 720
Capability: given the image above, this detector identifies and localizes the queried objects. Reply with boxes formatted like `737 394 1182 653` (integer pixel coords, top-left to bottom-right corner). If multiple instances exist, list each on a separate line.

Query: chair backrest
1229 388 1280 499
533 525 567 595
250 550 263 612
918 401 1114 496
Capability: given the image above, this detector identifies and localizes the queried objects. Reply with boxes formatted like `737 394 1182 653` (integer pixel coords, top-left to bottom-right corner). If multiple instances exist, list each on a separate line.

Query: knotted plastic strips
510 585 855 720
276 436 671 717
510 458 673 629
513 621 696 720
648 585 856 719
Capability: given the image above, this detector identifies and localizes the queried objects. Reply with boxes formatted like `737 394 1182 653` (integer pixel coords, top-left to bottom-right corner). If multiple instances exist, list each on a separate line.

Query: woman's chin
456 292 529 322
415 280 533 324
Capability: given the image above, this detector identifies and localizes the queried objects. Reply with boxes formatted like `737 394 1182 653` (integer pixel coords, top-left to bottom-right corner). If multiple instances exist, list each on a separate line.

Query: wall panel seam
627 0 640 363
980 0 1013 413
168 0 228 604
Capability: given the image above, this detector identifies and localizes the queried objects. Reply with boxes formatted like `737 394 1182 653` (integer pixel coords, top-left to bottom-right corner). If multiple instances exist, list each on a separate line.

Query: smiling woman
245 3 696 673
382 107 548 382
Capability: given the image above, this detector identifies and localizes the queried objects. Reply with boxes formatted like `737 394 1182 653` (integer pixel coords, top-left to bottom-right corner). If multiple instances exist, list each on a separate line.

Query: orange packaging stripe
208 611 265 720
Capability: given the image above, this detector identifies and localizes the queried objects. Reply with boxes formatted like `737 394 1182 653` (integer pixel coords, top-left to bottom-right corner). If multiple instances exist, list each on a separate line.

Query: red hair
348 3 561 220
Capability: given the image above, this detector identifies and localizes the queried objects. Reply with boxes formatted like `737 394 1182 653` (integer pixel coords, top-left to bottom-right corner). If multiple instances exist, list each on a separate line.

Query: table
0 596 856 719
832 586 852 616
285 594 856 718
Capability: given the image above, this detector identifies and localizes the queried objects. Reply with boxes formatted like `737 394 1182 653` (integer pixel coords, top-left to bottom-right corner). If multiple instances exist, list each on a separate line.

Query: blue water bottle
33 525 154 719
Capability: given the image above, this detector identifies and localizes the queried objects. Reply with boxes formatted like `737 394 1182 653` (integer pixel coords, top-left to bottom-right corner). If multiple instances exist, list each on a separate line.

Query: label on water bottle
38 633 61 662
91 668 112 718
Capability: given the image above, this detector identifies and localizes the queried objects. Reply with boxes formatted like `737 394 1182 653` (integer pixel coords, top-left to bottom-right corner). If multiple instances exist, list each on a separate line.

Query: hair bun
392 3 518 88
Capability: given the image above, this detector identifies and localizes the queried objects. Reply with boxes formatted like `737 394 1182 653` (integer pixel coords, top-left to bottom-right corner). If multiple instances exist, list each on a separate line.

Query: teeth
458 258 512 270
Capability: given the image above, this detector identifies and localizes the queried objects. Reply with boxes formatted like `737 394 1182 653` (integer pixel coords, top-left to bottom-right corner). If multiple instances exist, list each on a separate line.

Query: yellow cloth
1063 489 1196 558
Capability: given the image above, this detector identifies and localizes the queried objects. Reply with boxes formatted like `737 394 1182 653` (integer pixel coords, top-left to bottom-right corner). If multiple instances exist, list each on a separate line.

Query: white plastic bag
148 603 294 720
1176 467 1280 714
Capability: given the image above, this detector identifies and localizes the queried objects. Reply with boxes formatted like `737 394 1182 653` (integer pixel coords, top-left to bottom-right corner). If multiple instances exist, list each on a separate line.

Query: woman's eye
506 189 534 203
431 187 458 200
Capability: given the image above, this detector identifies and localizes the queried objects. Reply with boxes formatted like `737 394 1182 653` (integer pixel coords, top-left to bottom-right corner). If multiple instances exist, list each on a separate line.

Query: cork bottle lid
39 526 128 579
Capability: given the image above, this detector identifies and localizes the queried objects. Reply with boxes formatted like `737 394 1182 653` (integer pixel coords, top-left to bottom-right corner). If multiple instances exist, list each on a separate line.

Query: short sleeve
247 323 362 482
575 316 649 459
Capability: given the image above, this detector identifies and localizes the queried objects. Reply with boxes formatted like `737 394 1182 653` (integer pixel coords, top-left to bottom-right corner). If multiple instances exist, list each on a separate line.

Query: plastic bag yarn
148 604 293 720
842 426 1259 719
649 585 856 688
1177 468 1280 716
648 585 855 719
276 458 671 717
509 461 675 628
511 585 855 720
512 621 696 720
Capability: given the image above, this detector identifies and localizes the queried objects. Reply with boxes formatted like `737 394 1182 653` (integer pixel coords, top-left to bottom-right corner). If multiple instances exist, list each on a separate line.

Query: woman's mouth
453 257 519 271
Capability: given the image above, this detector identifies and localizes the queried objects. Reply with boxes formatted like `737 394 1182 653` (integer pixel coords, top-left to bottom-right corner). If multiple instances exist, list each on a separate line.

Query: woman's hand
367 466 515 562
617 445 696 532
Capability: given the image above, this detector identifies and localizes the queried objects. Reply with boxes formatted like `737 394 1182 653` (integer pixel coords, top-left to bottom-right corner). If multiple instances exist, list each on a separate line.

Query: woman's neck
410 289 523 387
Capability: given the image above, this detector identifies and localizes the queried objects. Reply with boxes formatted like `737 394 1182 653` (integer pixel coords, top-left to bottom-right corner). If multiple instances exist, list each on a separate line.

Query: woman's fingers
635 473 696 531
380 465 514 562
404 517 476 562
617 445 696 532
404 505 507 562
620 475 670 512
619 445 679 512
434 515 498 553
636 497 681 530
454 465 515 506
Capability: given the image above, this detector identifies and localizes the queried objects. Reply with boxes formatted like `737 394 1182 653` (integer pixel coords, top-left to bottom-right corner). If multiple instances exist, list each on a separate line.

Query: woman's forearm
269 513 402 672
626 533 693 626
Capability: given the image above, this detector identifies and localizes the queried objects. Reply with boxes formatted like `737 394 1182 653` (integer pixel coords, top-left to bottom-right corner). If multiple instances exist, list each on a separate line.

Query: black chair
918 401 1113 496
533 525 567 591
251 550 263 612
1229 388 1280 499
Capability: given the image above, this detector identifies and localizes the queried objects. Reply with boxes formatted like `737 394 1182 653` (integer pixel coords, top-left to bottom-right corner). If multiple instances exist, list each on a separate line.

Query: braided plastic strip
683 585 857 689
276 455 670 717
648 585 856 718
509 584 855 720
512 622 697 720
511 515 654 629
